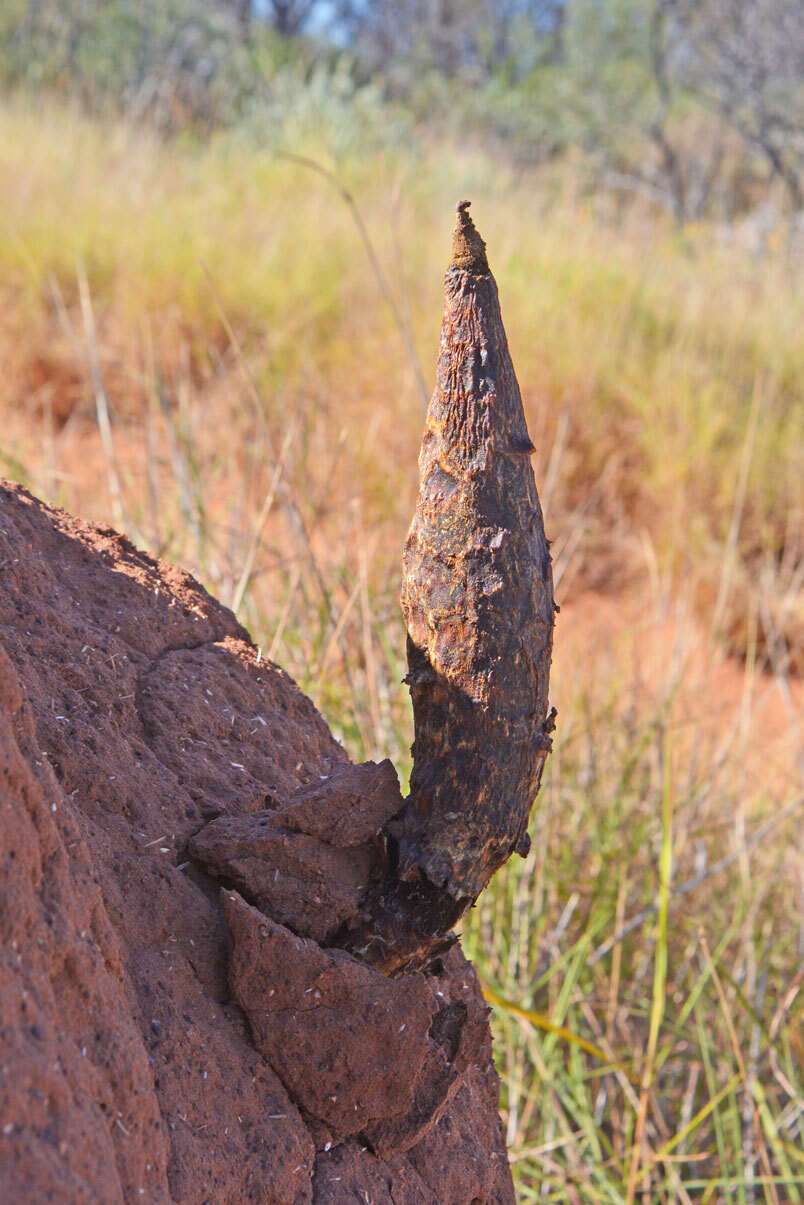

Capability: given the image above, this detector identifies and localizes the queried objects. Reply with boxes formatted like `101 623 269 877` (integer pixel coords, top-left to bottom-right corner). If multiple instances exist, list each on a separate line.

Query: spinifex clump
398 200 555 907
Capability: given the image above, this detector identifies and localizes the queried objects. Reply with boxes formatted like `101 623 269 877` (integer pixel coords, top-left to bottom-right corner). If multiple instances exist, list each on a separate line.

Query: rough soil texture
0 481 514 1204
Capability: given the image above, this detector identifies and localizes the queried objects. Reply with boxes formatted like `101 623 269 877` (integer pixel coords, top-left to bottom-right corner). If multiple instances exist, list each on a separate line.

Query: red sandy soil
554 589 803 802
0 481 514 1204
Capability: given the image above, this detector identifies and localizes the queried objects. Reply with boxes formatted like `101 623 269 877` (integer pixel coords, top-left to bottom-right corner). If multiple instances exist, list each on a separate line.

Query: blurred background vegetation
2 0 804 221
1 2 802 1200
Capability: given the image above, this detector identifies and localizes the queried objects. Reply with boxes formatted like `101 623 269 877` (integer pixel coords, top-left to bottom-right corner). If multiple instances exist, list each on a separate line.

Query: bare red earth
0 481 514 1204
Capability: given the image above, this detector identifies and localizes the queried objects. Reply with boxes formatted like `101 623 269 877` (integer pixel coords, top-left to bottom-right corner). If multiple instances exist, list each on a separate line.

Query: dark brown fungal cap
450 200 490 274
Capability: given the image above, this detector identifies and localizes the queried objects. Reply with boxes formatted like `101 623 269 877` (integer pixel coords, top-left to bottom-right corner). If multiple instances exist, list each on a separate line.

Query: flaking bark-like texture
399 201 555 904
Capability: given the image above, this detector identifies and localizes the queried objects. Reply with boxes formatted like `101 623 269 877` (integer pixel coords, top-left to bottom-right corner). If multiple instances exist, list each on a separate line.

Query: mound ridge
0 481 514 1204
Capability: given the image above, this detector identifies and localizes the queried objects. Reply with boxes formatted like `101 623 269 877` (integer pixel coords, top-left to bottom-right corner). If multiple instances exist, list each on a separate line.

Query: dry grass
1 98 802 1200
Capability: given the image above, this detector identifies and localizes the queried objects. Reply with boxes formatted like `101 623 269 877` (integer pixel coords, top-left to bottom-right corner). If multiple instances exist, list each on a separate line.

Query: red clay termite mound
0 481 513 1203
0 203 553 1202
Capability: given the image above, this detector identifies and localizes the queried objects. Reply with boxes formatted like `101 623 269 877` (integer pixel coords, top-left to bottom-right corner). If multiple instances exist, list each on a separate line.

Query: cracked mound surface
0 482 514 1204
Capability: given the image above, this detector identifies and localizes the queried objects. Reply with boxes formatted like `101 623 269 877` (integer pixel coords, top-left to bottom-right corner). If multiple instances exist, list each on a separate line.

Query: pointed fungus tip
451 199 490 275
